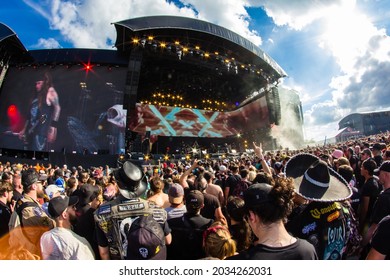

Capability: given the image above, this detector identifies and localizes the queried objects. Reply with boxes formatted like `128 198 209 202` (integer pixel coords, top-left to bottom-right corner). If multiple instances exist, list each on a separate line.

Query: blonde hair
203 222 236 259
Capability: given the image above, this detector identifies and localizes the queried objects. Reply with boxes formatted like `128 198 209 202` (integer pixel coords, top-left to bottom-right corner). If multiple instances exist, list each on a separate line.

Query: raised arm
179 159 199 188
253 142 271 175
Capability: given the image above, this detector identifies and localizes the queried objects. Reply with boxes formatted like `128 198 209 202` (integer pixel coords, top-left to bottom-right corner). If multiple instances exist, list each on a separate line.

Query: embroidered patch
121 198 140 203
139 247 149 258
118 203 145 212
302 222 317 234
98 204 112 215
327 211 340 222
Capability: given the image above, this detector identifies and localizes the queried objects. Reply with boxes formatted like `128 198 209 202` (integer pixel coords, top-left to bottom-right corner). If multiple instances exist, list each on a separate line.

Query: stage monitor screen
0 65 127 154
128 96 269 137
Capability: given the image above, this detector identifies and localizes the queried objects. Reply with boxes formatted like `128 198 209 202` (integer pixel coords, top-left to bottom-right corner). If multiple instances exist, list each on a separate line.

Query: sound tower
124 49 143 153
266 86 281 126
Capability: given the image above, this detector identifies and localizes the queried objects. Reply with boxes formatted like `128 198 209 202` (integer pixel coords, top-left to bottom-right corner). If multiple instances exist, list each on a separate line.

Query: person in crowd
227 181 318 260
12 173 23 202
202 221 237 259
362 161 390 254
0 181 14 241
167 190 213 259
73 183 101 259
94 161 169 260
165 183 187 220
366 215 390 260
147 176 170 208
203 171 224 206
383 150 390 161
372 143 383 167
180 160 227 224
102 177 119 202
40 195 95 259
285 153 352 260
66 176 78 196
8 168 55 257
358 159 382 235
225 196 252 252
41 184 63 215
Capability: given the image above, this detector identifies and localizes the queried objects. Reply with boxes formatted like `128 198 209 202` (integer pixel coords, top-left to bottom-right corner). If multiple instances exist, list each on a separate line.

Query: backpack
231 179 250 199
8 200 36 230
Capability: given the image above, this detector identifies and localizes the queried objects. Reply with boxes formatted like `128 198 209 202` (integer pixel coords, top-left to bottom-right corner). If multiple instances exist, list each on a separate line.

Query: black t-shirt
225 174 241 197
286 201 348 260
201 193 220 220
167 213 213 260
361 177 382 222
227 238 318 260
370 188 390 224
371 215 390 259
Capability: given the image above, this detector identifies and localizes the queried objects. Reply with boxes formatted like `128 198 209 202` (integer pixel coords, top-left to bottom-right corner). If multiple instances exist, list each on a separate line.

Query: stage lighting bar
130 37 275 82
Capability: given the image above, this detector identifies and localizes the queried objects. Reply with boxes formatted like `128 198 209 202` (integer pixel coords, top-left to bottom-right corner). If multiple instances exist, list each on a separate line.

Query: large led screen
0 66 127 154
128 96 269 137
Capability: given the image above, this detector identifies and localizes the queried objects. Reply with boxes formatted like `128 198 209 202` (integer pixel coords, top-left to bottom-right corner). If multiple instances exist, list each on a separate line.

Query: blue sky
1 0 390 142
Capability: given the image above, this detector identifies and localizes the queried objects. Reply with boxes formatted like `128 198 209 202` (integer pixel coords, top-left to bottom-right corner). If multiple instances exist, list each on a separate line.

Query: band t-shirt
286 201 347 260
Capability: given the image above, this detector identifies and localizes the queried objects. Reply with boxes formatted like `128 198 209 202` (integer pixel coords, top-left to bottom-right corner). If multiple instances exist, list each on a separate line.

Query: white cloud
24 0 263 48
260 0 390 141
23 0 390 142
32 38 62 49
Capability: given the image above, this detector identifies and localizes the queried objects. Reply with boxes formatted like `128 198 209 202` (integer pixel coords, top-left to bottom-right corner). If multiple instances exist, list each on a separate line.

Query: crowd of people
0 131 389 260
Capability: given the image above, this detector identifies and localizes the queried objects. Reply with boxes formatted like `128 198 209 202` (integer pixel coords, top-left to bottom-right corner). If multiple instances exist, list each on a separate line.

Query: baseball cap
243 183 272 208
126 215 166 260
374 161 390 173
168 183 184 204
21 169 39 188
48 195 79 219
77 184 100 206
185 190 204 211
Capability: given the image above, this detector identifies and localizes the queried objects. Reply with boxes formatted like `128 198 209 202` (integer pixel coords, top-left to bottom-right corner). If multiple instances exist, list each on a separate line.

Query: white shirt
40 227 95 260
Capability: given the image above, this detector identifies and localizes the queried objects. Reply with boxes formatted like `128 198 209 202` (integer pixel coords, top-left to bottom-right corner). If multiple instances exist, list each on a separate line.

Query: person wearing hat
227 180 317 260
40 195 95 260
285 153 353 260
73 184 101 259
8 168 55 258
167 190 213 259
165 183 187 220
362 161 390 257
94 161 169 260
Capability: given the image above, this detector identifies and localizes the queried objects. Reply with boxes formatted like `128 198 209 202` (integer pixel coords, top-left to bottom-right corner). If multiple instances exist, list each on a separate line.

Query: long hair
38 72 53 110
203 222 236 260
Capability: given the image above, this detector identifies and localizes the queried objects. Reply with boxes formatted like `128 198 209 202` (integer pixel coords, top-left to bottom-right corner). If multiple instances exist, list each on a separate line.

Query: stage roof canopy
114 16 287 81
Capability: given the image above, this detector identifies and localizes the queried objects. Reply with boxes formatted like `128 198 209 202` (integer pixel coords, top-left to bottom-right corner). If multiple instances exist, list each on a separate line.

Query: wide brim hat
113 161 147 199
284 153 352 202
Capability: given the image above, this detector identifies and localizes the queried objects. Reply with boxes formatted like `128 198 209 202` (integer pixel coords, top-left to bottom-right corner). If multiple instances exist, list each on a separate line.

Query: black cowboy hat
284 153 352 202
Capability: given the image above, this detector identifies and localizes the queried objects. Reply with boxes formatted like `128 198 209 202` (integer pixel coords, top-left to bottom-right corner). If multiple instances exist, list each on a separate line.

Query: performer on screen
18 71 61 151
